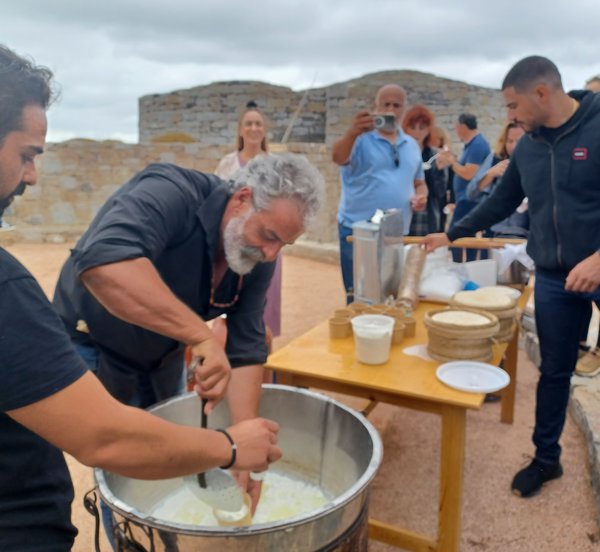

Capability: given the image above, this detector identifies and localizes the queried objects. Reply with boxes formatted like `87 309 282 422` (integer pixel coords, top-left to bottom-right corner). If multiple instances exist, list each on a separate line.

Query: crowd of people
1 39 599 551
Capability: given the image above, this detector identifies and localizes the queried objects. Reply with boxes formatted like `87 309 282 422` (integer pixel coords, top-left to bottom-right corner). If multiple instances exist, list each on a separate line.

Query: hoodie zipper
548 147 563 267
541 108 584 270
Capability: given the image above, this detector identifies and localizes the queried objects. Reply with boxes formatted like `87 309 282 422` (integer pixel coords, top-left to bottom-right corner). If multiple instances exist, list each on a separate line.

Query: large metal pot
95 384 383 551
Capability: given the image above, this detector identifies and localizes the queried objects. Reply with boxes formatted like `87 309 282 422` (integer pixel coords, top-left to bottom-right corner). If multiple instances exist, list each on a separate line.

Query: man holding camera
332 84 427 303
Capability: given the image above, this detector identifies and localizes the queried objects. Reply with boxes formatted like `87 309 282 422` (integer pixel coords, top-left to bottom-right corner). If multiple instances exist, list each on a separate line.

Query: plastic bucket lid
350 314 394 338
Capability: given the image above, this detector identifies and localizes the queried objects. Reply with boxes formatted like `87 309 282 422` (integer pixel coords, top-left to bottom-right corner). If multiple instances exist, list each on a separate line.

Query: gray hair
229 153 324 227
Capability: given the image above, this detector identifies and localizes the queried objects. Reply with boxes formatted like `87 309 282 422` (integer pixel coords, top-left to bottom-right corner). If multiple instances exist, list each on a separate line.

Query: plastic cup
350 314 395 365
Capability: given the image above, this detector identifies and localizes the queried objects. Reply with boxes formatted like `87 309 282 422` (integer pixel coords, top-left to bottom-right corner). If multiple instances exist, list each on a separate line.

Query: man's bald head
375 84 406 105
374 84 407 130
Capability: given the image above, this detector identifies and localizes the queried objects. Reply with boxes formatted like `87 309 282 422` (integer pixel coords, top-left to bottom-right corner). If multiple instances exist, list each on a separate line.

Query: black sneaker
511 459 563 498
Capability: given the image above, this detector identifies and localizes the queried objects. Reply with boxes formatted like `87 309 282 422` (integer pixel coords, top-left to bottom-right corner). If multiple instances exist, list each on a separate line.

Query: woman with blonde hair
214 102 282 354
215 101 269 176
466 120 528 238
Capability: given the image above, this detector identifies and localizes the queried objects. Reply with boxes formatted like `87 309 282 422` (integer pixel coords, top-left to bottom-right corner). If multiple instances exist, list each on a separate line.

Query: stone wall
324 70 506 152
5 70 508 249
139 70 506 153
7 140 341 245
139 82 327 145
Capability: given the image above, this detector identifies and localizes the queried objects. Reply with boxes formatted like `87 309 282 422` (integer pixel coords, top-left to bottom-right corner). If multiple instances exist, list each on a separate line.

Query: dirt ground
5 242 600 552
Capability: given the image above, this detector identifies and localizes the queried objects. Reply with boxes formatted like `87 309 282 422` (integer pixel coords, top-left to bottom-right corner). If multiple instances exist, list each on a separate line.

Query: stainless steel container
95 384 383 551
352 209 404 304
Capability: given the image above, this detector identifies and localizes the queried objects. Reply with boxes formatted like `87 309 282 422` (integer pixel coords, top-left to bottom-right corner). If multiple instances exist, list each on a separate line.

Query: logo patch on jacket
572 147 588 160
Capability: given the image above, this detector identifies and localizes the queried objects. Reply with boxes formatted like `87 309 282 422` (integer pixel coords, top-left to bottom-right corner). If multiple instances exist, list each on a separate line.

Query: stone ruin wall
5 70 505 253
139 70 506 153
139 82 327 145
6 141 339 247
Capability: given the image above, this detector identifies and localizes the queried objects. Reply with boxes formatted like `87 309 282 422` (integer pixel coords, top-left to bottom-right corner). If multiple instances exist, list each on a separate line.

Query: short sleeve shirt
53 163 274 371
0 248 87 550
453 133 491 202
337 129 425 234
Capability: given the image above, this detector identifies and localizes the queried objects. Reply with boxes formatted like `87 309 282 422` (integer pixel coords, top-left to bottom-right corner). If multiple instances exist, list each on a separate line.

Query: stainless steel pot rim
95 384 383 536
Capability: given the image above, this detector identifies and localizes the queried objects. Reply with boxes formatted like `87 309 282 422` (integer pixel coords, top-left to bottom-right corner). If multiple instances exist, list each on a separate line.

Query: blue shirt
453 133 490 203
337 129 424 234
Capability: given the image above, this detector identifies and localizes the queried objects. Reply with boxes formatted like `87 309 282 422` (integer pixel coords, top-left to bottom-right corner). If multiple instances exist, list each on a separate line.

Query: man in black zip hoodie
424 55 600 498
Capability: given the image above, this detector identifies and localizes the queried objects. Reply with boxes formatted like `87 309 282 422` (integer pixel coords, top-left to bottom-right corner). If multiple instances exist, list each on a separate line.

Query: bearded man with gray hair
53 153 323 512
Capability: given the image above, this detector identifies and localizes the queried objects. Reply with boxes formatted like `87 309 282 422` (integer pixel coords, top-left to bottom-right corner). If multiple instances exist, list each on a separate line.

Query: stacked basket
424 308 500 362
449 288 518 343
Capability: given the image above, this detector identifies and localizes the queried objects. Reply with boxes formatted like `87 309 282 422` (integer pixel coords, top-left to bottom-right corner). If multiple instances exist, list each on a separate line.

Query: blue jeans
338 223 354 304
533 270 600 465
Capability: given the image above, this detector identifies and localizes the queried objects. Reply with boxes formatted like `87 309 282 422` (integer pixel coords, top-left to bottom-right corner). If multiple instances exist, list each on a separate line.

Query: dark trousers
533 270 600 464
449 200 488 262
578 302 600 348
338 223 354 304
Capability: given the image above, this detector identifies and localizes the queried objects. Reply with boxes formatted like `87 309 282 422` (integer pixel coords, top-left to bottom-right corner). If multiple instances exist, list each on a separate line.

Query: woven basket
449 291 518 343
424 307 500 362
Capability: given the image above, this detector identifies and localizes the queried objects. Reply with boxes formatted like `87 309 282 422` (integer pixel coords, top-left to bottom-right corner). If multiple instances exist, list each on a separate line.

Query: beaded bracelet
217 428 237 470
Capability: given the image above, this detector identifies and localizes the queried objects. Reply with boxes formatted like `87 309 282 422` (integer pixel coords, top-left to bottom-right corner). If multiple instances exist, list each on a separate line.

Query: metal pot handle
83 488 102 552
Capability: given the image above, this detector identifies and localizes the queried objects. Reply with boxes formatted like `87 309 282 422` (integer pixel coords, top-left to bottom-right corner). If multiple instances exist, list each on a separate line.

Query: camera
373 114 396 131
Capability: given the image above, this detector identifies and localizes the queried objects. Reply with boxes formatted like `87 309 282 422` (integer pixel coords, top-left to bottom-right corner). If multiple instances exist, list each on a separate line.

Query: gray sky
3 0 599 143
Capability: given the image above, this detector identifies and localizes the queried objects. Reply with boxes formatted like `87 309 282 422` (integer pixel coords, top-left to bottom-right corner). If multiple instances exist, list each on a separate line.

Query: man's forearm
9 372 233 480
227 364 264 423
81 257 213 345
447 183 524 241
451 161 479 181
332 131 359 165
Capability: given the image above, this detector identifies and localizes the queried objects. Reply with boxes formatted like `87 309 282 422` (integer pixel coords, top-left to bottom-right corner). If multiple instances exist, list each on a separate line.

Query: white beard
223 209 266 275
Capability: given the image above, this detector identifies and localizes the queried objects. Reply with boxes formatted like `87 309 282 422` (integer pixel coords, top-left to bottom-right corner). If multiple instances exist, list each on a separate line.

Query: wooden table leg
438 405 466 552
500 325 518 424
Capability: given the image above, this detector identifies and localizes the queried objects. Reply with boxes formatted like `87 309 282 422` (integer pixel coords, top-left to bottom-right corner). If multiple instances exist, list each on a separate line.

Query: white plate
436 361 510 393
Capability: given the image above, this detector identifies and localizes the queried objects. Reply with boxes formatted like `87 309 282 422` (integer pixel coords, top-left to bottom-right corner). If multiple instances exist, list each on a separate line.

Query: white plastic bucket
350 314 395 365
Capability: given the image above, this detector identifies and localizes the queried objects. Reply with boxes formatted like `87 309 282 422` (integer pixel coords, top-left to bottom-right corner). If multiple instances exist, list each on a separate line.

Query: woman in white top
214 102 283 351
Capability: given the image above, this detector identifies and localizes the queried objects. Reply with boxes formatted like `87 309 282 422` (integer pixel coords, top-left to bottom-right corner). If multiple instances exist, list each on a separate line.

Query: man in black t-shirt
0 44 282 552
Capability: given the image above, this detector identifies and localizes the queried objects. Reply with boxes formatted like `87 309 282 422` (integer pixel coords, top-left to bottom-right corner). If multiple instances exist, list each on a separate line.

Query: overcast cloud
3 0 599 142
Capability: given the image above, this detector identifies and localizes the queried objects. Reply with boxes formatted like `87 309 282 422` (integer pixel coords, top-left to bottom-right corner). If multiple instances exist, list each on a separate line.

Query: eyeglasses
392 147 400 168
210 275 244 309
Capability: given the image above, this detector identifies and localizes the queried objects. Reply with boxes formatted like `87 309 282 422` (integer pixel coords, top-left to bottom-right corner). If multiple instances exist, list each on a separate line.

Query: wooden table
266 300 518 552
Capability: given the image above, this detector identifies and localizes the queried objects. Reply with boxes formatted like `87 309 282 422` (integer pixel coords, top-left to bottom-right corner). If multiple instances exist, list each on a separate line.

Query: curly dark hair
0 44 57 145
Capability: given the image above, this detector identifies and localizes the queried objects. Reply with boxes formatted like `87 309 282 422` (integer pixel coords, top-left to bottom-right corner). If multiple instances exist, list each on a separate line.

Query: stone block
50 203 77 225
